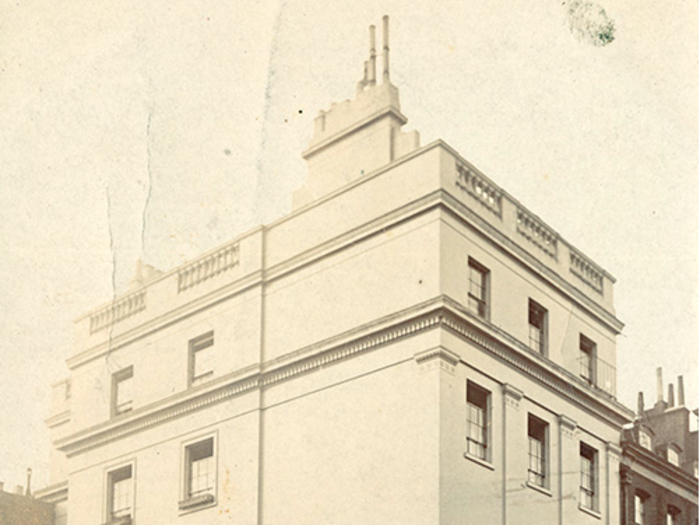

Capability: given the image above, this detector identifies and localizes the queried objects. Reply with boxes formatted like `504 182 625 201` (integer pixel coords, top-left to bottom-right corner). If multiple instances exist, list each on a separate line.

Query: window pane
466 382 489 460
187 438 215 498
529 325 542 353
109 466 132 519
194 346 215 380
116 377 132 409
668 448 680 467
528 301 546 354
528 417 547 486
468 260 488 318
580 444 596 509
191 333 214 383
635 494 644 524
579 335 595 383
190 456 214 496
113 368 133 415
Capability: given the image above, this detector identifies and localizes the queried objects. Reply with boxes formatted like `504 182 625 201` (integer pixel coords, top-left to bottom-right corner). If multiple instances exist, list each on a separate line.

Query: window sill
526 481 552 497
111 408 133 419
190 372 214 387
179 494 216 515
463 452 494 470
103 517 132 525
578 504 601 519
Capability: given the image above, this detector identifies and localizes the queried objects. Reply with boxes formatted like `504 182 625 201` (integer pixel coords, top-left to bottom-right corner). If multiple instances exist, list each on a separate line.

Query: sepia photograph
0 1 697 523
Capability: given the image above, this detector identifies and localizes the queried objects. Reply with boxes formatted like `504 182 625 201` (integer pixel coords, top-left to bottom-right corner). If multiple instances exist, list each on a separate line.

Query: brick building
621 370 698 525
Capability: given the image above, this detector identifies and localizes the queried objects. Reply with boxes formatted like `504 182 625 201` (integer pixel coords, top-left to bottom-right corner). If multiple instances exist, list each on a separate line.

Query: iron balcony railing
578 355 616 396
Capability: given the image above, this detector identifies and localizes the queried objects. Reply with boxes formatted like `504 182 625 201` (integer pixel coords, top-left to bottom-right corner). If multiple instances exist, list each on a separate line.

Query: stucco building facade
41 17 638 525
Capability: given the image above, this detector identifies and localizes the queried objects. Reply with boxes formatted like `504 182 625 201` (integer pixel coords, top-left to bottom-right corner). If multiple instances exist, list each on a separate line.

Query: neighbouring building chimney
668 384 675 407
0 481 4 492
637 392 645 418
678 376 685 406
25 468 32 497
128 259 163 291
656 367 664 404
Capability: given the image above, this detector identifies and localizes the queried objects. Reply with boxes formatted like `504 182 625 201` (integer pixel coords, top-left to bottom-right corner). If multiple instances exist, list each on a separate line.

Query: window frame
579 334 596 385
180 432 218 513
528 299 548 356
667 505 681 525
466 381 491 463
467 257 490 320
579 442 598 511
667 446 681 467
188 331 215 387
527 414 549 489
111 367 134 418
104 460 135 525
634 490 649 525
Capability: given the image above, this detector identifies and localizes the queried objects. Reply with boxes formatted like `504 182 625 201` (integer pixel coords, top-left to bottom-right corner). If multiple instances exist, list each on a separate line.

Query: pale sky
0 1 696 490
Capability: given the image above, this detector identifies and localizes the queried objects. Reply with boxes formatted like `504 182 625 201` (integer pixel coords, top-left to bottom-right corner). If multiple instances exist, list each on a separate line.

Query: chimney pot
668 384 675 407
25 467 32 497
382 15 390 82
678 376 685 406
637 392 645 418
656 367 664 403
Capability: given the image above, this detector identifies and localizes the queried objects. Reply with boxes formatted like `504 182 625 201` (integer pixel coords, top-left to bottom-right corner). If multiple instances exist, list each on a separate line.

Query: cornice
66 141 621 374
439 304 632 426
301 106 408 159
67 189 621 375
437 140 617 283
57 299 631 458
414 347 460 367
66 269 264 370
622 441 698 493
56 309 442 457
439 192 624 334
264 191 442 284
34 481 68 504
559 414 578 433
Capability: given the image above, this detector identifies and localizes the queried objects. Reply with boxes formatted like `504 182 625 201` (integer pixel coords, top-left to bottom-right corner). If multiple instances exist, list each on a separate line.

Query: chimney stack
637 392 645 418
656 367 664 404
668 383 675 408
0 481 4 492
14 485 23 495
678 376 685 406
